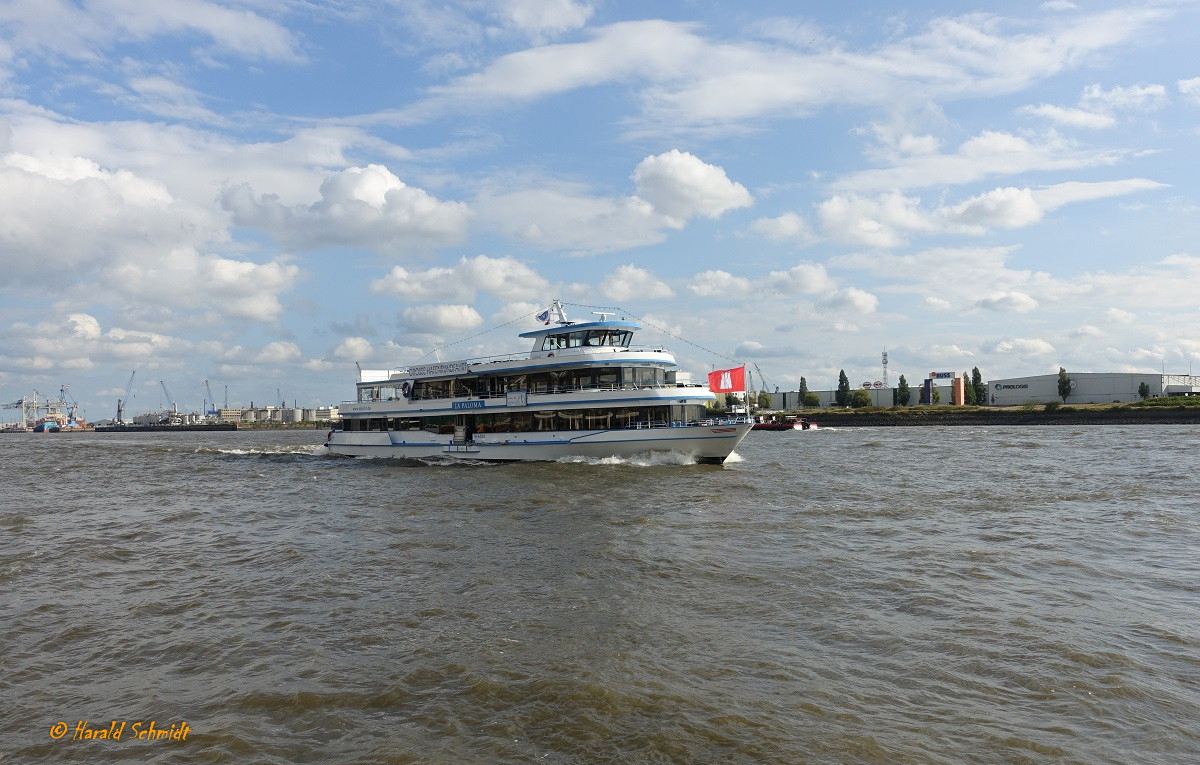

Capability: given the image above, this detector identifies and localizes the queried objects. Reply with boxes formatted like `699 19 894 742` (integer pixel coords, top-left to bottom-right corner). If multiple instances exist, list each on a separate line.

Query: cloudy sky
3 0 1199 417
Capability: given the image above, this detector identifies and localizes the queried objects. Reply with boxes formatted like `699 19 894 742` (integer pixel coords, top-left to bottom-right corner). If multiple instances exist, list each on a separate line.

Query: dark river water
3 425 1199 764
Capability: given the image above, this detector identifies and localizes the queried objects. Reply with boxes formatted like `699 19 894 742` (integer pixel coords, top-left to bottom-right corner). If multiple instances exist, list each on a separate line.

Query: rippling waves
3 426 1199 763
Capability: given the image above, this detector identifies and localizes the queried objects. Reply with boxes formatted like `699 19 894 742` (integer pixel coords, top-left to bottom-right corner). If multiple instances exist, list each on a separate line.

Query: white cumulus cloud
1021 82 1165 129
104 248 299 323
767 263 835 295
943 187 1045 231
370 255 551 302
477 181 665 254
333 337 374 361
477 152 749 254
1080 83 1167 111
258 341 302 364
600 265 673 301
499 0 594 38
7 313 188 373
631 150 752 224
751 212 817 244
399 304 484 333
976 291 1039 313
687 269 753 297
988 337 1056 355
223 164 472 254
832 129 1122 193
1179 77 1200 103
819 192 935 247
819 287 879 314
820 180 1165 246
1019 103 1115 129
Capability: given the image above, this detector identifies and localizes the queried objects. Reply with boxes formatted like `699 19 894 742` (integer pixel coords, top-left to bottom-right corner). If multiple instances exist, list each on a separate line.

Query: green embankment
778 397 1200 427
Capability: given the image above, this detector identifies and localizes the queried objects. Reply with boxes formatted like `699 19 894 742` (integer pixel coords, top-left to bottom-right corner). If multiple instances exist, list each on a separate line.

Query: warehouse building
763 372 1200 409
987 373 1200 406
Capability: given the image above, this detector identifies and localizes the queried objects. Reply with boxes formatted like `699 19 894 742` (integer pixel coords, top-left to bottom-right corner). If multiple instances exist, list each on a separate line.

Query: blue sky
3 0 1199 417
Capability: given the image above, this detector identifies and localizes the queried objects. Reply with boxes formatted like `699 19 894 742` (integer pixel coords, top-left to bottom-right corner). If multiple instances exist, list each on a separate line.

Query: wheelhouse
520 319 640 358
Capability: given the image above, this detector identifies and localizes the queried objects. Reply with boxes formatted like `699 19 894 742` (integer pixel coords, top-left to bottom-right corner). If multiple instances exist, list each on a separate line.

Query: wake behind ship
325 300 751 463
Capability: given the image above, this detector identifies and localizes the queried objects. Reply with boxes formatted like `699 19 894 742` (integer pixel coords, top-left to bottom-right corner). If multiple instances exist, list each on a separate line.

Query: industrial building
986 373 1200 406
765 372 1200 409
215 405 340 424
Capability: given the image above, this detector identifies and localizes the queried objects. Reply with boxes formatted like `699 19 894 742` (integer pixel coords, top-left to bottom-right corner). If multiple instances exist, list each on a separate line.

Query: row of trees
829 367 991 408
737 366 1159 409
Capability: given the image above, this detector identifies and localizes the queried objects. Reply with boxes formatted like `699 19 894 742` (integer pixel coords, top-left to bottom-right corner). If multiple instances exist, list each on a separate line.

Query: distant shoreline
1 421 332 433
789 406 1200 428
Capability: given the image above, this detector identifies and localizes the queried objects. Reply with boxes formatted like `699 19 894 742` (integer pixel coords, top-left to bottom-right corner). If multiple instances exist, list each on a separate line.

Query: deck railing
367 344 670 379
355 381 711 404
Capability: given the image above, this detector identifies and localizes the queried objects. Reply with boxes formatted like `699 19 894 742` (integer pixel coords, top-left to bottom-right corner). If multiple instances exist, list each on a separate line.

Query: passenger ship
326 301 751 463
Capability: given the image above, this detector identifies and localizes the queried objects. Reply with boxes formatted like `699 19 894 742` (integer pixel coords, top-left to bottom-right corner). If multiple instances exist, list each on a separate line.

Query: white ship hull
326 422 751 464
327 300 754 466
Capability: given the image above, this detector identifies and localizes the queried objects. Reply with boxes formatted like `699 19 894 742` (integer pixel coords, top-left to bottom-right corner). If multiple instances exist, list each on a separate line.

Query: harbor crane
4 393 41 430
752 363 772 408
115 371 136 424
60 384 81 425
204 380 218 415
160 380 178 414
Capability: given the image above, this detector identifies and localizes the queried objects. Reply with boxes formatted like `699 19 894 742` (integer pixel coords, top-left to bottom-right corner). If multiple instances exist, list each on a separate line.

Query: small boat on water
326 300 752 463
752 415 816 431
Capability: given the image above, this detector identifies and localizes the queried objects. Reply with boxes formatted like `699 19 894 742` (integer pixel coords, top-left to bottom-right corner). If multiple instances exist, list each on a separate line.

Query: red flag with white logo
707 366 746 393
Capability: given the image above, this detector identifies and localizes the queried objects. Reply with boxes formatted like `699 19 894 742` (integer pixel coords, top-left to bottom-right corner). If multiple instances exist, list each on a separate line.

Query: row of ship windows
340 404 710 433
538 329 633 350
359 366 670 402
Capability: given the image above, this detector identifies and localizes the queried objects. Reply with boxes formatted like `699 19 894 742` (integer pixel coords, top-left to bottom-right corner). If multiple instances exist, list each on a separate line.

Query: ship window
596 367 619 388
504 374 527 392
529 372 554 393
358 386 381 402
635 368 663 386
562 369 592 389
581 330 629 346
672 404 706 424
416 380 450 399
